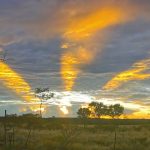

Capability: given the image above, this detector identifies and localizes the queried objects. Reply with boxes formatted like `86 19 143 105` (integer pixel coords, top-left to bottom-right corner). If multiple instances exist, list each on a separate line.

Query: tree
35 88 54 117
88 102 99 117
95 103 107 118
77 108 91 128
77 102 124 119
108 104 124 119
107 104 124 150
89 102 107 118
77 108 91 118
35 87 49 94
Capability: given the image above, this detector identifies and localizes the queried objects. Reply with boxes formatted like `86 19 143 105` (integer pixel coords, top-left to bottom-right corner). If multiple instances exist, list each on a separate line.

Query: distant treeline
77 102 124 119
0 114 149 128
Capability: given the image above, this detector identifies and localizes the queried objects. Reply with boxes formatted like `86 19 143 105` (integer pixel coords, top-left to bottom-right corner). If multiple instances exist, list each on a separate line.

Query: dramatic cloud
0 0 150 118
103 58 150 90
60 1 150 91
60 6 126 91
0 61 41 111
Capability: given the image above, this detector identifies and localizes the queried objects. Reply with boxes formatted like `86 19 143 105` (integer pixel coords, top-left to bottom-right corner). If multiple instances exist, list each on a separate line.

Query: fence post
4 110 7 147
114 126 116 150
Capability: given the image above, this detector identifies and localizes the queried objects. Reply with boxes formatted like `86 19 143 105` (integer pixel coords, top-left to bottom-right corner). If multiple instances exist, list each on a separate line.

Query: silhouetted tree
35 87 50 94
35 88 54 117
95 103 107 118
108 104 124 119
77 108 91 128
88 102 98 117
107 104 124 150
77 108 91 118
77 102 124 119
89 102 108 118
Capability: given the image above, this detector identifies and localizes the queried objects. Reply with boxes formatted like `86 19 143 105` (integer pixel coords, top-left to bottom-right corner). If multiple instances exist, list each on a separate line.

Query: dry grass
0 122 150 150
0 120 150 150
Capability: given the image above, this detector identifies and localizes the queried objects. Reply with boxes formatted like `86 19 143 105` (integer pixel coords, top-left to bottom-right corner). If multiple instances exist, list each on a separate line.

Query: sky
0 0 150 118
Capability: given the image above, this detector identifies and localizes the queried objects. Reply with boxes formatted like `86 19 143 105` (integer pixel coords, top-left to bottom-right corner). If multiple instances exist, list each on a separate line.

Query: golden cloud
0 61 42 111
60 5 134 91
103 59 150 90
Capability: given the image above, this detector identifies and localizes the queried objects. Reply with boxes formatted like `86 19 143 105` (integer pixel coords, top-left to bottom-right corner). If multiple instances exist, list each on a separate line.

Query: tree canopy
77 102 124 119
77 108 91 118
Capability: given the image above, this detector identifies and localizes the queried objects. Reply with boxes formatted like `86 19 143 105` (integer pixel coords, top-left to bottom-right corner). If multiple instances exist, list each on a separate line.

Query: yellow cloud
103 59 150 90
64 7 128 40
0 61 42 111
125 110 150 119
61 46 93 90
61 6 132 91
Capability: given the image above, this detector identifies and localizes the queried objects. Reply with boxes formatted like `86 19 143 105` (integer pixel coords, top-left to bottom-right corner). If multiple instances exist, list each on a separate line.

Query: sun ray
103 59 150 90
0 61 42 111
61 6 131 91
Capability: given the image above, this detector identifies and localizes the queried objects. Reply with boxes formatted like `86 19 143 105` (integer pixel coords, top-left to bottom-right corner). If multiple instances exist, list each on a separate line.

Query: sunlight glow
61 6 130 91
103 59 150 90
64 7 126 40
61 47 93 90
0 61 40 111
60 106 69 115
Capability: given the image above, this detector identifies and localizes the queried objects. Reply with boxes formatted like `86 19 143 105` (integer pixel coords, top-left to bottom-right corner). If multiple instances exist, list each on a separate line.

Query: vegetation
77 108 91 118
0 101 148 150
35 88 54 117
0 117 149 150
77 102 124 119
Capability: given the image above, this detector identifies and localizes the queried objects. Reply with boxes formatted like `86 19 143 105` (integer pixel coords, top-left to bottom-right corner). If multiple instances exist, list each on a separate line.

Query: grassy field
0 118 150 150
